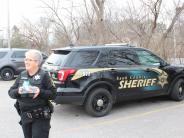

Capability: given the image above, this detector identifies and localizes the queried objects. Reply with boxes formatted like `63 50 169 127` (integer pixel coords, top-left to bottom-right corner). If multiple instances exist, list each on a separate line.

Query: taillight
58 69 76 82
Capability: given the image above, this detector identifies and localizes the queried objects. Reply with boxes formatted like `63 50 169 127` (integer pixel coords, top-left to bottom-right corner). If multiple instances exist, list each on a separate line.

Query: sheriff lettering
118 78 157 89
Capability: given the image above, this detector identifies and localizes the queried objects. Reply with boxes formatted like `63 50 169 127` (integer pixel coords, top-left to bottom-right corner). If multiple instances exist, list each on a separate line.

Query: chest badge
34 74 41 80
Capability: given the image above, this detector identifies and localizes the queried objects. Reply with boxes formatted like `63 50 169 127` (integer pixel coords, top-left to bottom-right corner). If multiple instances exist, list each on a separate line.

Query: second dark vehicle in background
0 48 47 81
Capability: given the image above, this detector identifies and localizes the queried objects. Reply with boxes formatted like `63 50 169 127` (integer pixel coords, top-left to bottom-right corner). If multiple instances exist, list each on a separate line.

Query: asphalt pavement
1 80 184 138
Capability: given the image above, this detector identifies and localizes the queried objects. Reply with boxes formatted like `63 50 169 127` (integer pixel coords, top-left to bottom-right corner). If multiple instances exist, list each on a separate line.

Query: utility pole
0 30 3 48
7 0 11 48
173 25 176 60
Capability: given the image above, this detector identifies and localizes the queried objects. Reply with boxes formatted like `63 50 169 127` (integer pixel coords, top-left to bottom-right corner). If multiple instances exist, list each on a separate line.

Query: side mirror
159 60 168 67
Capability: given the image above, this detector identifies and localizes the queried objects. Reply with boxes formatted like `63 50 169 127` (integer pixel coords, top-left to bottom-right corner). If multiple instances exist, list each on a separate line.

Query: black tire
0 68 14 81
85 88 113 117
170 79 184 101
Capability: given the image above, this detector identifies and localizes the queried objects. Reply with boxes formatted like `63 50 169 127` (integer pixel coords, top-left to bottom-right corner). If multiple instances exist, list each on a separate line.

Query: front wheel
85 88 113 117
0 68 14 81
170 79 184 101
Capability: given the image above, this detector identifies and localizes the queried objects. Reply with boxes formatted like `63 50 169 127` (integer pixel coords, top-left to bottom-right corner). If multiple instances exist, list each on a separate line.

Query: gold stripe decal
71 68 168 89
71 68 111 80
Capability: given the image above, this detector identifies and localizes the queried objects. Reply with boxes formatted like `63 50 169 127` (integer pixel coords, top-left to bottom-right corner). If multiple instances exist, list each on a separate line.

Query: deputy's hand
19 87 32 94
18 87 23 94
32 87 40 99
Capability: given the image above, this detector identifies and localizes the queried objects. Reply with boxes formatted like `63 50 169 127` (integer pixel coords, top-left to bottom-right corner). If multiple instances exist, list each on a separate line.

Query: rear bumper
54 88 85 105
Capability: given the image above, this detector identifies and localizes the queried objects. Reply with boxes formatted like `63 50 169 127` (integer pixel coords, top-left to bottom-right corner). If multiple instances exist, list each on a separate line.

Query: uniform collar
27 68 40 78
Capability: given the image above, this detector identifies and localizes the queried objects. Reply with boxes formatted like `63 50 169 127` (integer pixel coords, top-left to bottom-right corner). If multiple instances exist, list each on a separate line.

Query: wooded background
3 0 184 62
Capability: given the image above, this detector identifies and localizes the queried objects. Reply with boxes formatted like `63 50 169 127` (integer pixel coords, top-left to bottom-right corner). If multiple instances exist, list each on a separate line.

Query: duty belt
23 107 51 119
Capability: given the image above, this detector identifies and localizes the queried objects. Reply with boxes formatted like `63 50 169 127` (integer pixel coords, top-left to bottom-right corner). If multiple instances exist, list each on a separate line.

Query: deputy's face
24 52 39 72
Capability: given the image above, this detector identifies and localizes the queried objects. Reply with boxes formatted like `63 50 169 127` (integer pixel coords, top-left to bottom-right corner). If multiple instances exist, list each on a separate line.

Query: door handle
110 68 115 71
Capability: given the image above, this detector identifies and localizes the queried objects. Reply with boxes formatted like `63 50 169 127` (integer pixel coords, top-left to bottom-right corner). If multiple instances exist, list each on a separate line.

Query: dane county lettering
117 76 157 89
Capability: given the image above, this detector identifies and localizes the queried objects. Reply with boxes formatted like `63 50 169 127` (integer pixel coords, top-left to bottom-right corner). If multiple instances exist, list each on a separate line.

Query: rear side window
69 51 99 67
11 51 27 58
0 52 7 59
45 51 71 66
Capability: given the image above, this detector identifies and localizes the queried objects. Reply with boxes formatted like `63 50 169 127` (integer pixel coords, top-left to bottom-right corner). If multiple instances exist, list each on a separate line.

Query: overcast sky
0 0 44 28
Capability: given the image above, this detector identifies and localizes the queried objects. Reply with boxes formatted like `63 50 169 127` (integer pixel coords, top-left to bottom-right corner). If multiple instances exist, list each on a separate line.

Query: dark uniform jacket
8 69 56 112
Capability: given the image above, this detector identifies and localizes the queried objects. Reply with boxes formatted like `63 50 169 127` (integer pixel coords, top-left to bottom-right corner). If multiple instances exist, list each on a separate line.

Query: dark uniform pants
22 119 51 138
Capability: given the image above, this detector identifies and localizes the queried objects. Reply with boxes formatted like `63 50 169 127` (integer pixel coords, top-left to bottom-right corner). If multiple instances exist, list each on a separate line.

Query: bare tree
159 2 184 58
111 0 184 60
41 0 78 47
13 0 184 59
90 0 106 44
11 25 27 48
21 17 51 53
119 0 163 49
142 0 162 48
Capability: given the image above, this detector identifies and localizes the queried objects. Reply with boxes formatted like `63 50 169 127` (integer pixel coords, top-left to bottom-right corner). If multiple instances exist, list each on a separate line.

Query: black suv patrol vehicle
42 44 184 117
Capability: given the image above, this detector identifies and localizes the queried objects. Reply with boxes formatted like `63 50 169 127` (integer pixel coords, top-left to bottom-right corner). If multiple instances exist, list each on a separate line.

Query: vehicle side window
11 51 26 58
0 52 7 59
108 50 138 67
136 50 161 65
96 52 107 67
70 51 99 67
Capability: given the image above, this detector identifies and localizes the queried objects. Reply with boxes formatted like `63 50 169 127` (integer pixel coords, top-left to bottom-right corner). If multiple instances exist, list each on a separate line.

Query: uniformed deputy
8 49 56 138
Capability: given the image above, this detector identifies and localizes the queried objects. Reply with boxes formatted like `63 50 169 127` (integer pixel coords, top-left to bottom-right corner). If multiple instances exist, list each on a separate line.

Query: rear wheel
170 79 184 101
0 68 14 81
85 88 113 117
